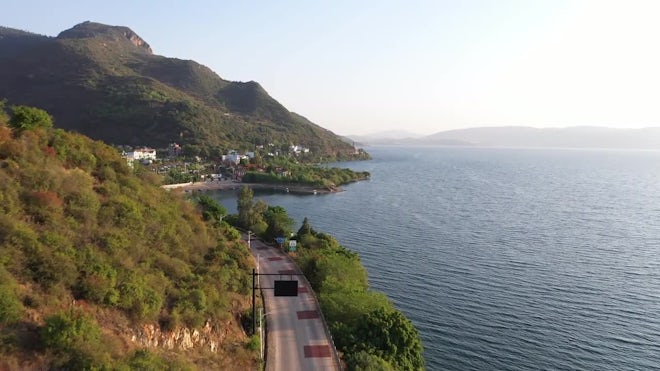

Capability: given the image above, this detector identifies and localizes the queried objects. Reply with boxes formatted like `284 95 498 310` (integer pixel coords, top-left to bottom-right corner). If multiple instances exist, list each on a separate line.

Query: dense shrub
126 349 197 371
40 311 110 369
117 273 163 322
8 105 53 132
245 335 260 351
41 311 101 352
75 261 119 305
127 349 170 370
0 284 22 325
195 194 227 224
294 222 424 371
347 350 395 371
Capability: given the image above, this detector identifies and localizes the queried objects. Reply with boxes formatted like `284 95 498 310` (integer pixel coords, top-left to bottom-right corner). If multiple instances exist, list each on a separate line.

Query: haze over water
214 146 660 370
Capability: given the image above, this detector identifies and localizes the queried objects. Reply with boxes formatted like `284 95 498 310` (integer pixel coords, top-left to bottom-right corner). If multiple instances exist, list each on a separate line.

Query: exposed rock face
130 321 232 352
124 30 151 53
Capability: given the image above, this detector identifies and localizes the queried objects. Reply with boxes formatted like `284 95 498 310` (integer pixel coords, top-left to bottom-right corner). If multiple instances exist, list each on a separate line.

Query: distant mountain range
349 126 660 150
347 130 424 141
0 22 359 158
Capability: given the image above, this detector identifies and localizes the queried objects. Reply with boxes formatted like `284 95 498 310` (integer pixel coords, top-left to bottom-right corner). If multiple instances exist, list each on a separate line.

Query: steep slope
0 22 359 159
0 105 256 369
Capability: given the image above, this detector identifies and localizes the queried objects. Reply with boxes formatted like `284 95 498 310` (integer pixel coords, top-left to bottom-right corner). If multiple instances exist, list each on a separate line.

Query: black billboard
274 280 298 296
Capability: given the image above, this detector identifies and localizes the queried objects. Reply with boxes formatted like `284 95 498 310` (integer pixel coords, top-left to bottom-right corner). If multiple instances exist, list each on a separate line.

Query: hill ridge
0 22 362 159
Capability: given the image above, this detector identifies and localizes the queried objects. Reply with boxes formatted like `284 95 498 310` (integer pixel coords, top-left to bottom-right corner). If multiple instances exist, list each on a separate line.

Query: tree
196 195 227 224
347 350 395 371
251 152 264 167
40 311 106 369
208 146 224 159
352 308 424 371
297 217 313 237
249 200 268 234
9 105 53 131
182 144 200 157
164 169 192 184
237 186 254 228
264 205 294 242
41 312 102 352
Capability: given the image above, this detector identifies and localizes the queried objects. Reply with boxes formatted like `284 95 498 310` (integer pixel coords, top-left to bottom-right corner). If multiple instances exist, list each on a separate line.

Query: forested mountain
0 104 256 369
0 22 359 159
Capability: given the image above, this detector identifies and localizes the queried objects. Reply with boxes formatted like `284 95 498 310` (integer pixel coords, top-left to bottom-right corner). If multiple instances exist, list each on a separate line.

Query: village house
221 150 249 165
127 147 157 161
122 147 157 167
221 153 243 165
290 145 310 154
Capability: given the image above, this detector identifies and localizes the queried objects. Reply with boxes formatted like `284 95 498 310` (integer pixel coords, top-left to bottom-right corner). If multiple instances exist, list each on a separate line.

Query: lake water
211 146 660 370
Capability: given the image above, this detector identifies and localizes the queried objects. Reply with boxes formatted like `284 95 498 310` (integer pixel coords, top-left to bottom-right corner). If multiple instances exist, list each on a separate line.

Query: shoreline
164 180 341 194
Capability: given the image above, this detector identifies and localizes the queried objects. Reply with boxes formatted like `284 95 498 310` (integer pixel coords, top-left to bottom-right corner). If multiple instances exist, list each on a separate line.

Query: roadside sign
289 240 297 252
274 280 298 296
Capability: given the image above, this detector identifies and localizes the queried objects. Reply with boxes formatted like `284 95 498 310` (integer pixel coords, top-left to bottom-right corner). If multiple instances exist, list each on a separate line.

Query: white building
127 147 157 161
222 154 247 165
290 145 310 154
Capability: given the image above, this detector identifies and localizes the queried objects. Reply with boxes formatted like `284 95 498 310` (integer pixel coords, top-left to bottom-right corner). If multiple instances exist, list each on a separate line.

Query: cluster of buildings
121 143 184 165
122 147 157 166
221 150 254 165
290 145 310 154
121 142 312 174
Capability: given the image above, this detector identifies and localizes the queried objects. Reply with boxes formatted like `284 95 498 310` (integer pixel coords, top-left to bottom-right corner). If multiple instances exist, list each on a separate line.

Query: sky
3 0 660 135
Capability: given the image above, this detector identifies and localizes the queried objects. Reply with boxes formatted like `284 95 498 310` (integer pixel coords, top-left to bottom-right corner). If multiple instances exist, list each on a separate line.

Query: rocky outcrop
57 21 152 54
123 30 151 53
130 320 232 352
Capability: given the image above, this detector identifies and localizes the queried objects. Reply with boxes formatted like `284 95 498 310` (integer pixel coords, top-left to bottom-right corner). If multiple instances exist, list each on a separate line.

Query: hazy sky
4 1 660 135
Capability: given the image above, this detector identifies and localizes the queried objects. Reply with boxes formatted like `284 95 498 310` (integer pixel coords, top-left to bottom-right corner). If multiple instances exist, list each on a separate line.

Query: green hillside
0 21 360 159
0 104 257 369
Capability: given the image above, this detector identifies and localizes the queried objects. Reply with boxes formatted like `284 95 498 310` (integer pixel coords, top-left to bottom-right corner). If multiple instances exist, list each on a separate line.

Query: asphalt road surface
249 236 340 371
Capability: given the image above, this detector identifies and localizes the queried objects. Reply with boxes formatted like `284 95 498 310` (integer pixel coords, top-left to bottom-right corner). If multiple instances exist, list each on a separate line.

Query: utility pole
252 268 256 335
259 307 264 360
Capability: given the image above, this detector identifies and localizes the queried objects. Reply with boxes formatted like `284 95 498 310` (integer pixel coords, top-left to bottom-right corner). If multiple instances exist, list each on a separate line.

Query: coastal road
248 236 340 371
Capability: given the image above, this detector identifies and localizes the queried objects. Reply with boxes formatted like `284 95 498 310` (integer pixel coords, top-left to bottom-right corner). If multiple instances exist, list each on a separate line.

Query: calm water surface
212 146 660 370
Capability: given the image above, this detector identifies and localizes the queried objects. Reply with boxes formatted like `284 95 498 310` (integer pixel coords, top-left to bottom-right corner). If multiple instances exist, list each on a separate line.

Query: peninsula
165 181 340 194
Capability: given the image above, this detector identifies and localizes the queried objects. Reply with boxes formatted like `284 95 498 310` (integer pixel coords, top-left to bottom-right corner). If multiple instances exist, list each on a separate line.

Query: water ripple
213 147 660 370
